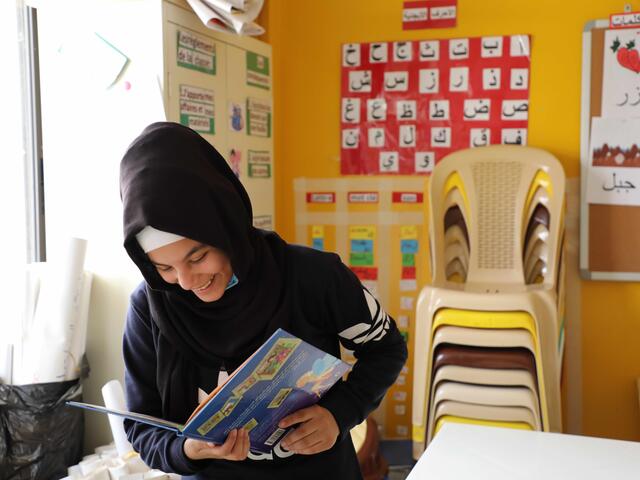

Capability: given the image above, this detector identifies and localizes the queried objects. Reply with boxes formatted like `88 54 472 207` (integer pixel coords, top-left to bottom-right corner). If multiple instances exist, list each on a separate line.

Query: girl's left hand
278 405 339 455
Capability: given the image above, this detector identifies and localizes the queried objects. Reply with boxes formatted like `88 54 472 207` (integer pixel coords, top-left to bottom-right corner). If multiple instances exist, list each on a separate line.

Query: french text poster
180 84 215 134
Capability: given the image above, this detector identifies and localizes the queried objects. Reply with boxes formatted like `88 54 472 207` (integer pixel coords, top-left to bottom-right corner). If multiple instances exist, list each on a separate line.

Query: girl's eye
190 252 208 264
157 265 173 273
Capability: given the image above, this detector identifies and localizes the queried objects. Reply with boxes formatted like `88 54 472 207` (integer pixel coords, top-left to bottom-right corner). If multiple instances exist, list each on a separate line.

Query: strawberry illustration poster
340 35 531 175
602 28 640 117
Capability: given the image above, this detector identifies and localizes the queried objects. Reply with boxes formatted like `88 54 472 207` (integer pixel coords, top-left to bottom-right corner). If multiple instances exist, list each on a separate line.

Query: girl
119 122 407 479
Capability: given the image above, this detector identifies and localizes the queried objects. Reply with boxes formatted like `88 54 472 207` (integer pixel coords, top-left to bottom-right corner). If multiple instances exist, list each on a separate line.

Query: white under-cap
136 226 185 253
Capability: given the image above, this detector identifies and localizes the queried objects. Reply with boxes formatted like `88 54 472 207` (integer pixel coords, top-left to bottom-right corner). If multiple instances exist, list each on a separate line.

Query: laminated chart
295 177 430 439
340 35 531 174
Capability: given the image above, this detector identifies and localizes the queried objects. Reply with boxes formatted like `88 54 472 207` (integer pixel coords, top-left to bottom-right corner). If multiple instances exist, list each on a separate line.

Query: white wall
0 2 28 350
37 0 165 452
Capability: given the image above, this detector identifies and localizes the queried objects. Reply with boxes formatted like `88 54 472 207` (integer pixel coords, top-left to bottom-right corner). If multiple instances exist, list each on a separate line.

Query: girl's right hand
183 428 250 461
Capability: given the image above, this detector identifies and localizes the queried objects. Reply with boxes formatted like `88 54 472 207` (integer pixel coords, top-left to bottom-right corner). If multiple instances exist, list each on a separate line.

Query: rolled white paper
16 237 88 384
101 380 134 457
67 271 93 379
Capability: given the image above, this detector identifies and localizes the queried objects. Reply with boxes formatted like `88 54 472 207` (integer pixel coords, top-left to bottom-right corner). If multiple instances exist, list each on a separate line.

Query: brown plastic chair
432 344 538 380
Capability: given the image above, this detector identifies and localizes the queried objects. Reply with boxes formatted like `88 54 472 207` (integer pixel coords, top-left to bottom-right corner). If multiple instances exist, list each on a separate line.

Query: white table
407 423 640 479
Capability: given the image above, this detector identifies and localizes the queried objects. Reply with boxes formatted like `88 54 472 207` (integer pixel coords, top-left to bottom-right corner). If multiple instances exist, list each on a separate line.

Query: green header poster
246 97 271 137
248 150 272 178
177 30 216 75
246 51 270 90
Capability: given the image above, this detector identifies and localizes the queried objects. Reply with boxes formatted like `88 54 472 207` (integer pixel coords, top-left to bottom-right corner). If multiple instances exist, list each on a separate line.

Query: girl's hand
278 405 339 455
183 428 250 461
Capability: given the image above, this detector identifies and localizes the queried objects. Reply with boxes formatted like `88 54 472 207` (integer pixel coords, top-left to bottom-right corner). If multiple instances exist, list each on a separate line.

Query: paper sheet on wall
58 30 129 90
586 116 640 206
601 28 640 118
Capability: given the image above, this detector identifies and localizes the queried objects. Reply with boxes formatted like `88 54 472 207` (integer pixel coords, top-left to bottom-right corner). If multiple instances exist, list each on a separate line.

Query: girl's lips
194 275 214 292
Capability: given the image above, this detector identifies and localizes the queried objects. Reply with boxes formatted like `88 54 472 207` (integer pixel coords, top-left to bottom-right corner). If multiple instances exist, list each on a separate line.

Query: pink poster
340 35 531 175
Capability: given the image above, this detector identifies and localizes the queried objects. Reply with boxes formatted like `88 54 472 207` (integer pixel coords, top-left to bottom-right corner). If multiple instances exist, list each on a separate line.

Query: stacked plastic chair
412 145 565 459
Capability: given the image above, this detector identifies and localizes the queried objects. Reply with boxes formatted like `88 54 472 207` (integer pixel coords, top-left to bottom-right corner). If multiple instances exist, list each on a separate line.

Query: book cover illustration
68 329 351 453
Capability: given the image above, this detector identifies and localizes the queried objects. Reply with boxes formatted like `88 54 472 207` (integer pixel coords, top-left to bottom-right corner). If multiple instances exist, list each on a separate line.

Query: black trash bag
0 379 84 480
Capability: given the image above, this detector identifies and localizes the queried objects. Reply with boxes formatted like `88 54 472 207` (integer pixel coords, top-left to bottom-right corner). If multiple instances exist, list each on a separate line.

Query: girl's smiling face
147 238 232 302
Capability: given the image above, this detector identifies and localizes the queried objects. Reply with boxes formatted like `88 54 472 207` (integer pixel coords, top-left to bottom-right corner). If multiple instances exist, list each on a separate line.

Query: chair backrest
428 145 565 289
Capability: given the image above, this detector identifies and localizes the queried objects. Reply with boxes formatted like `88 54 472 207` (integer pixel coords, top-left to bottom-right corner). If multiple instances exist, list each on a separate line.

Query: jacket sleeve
122 287 209 475
317 256 408 440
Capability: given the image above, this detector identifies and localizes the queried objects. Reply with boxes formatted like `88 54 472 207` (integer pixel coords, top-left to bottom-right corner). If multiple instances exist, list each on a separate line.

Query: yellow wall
263 0 640 441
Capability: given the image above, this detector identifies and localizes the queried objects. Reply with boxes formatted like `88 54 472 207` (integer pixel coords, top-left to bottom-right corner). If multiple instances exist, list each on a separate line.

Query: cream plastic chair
432 325 536 353
429 382 540 440
432 365 538 398
412 146 565 458
430 365 540 432
434 400 538 429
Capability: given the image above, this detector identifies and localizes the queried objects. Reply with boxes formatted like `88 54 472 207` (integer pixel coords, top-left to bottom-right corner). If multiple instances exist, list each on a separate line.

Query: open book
68 328 351 454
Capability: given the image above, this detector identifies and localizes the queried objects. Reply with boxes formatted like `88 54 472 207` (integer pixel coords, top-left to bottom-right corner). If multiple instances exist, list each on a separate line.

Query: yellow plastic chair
434 415 533 436
434 400 538 430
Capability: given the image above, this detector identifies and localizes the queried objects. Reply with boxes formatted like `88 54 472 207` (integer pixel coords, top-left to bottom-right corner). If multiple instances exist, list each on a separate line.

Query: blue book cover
68 328 352 454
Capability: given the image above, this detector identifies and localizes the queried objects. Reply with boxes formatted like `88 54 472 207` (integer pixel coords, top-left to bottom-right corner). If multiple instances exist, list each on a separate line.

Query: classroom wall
264 0 640 441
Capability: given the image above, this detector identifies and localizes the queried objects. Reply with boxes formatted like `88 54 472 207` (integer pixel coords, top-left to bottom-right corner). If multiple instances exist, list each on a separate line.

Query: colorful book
67 328 351 454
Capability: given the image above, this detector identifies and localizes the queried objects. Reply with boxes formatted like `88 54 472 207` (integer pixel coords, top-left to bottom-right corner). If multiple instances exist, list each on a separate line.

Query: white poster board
163 0 274 228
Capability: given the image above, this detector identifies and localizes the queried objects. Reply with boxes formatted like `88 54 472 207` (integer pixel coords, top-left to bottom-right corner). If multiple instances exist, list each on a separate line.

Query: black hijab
120 122 289 416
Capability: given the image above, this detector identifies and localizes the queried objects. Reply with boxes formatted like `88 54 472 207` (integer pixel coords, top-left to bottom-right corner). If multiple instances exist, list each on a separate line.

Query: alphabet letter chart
341 35 532 174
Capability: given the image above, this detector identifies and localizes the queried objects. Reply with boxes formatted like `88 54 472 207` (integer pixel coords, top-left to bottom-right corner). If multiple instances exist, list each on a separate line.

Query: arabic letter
372 103 383 120
403 127 414 145
516 75 524 86
453 44 468 56
345 101 355 122
422 43 434 58
345 45 358 66
372 44 384 62
397 43 408 59
345 132 357 147
602 172 616 192
464 107 477 119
